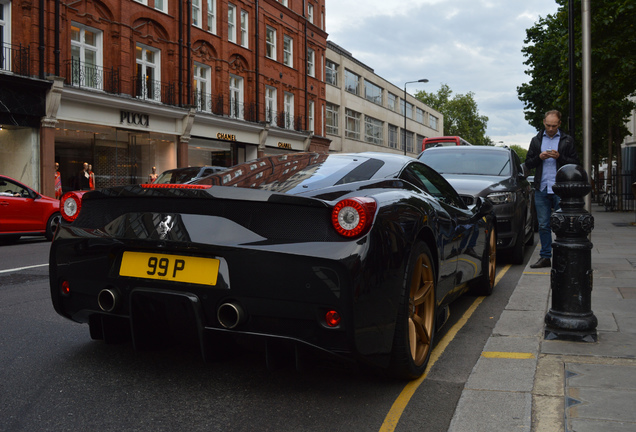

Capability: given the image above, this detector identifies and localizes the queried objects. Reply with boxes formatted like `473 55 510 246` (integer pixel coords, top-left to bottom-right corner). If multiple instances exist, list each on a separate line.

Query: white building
325 41 443 156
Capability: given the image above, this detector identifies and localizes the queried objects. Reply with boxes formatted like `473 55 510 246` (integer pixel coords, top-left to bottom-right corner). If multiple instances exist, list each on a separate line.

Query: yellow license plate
119 252 220 286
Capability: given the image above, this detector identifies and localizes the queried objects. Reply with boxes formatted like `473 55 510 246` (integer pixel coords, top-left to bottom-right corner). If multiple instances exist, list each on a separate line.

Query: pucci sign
120 111 150 127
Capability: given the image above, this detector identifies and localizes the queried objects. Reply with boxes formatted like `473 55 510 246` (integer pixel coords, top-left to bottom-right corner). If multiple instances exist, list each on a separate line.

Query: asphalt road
0 237 533 432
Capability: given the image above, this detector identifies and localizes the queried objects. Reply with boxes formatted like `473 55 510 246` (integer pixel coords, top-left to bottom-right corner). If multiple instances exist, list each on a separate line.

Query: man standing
525 110 580 268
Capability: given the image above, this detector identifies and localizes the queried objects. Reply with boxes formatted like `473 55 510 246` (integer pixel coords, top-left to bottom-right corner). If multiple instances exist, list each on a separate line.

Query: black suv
418 146 534 264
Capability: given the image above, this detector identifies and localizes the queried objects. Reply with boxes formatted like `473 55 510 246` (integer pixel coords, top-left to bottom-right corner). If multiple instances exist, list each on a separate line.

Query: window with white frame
365 116 383 145
136 44 161 101
155 0 167 13
193 62 211 112
228 4 237 43
307 3 314 24
229 74 243 119
326 60 338 86
326 103 339 135
192 0 201 27
430 114 438 130
388 124 399 148
71 23 103 90
240 10 248 48
345 109 361 140
416 107 425 124
207 0 216 34
283 92 294 129
307 48 315 77
364 80 382 105
0 2 9 71
265 86 277 126
134 0 148 5
279 0 288 6
283 35 293 67
266 26 276 60
344 70 360 95
308 100 314 132
388 93 398 111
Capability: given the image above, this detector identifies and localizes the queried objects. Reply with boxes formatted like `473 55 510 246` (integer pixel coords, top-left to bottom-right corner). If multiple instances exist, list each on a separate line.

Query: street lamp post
403 79 429 155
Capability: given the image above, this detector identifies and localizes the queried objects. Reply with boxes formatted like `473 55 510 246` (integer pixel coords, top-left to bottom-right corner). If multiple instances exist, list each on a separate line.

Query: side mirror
520 163 530 179
472 196 494 219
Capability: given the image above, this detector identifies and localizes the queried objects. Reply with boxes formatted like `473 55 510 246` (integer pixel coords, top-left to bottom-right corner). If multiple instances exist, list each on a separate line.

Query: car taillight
331 197 377 238
324 310 341 328
60 192 82 222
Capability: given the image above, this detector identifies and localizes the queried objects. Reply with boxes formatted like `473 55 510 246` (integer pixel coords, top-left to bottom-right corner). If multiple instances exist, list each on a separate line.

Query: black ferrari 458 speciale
50 152 496 379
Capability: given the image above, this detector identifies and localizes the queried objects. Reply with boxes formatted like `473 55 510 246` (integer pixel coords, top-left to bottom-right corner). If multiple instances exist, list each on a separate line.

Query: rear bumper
49 224 403 368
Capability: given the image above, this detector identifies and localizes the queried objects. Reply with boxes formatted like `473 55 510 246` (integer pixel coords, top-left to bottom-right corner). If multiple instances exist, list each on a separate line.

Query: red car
0 175 61 242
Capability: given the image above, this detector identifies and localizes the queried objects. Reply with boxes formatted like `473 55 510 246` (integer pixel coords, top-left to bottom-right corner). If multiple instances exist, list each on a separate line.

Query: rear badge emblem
157 215 174 239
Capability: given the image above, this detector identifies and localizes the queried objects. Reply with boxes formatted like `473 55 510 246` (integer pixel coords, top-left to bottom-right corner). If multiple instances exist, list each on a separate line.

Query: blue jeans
534 188 561 259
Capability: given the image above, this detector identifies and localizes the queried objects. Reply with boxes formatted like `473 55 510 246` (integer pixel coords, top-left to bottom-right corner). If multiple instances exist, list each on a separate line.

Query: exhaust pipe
98 289 119 312
217 302 246 329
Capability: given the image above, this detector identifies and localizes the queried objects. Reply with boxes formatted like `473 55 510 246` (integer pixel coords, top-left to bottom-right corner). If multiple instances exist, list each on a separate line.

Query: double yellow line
379 264 512 432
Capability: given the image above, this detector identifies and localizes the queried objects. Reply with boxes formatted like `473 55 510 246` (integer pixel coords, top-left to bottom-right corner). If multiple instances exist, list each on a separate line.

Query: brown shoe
530 257 551 268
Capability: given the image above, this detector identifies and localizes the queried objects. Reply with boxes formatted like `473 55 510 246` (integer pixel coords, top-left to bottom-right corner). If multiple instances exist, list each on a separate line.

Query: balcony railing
134 75 180 105
66 59 120 94
1 42 30 76
277 111 306 132
192 90 224 115
59 66 308 133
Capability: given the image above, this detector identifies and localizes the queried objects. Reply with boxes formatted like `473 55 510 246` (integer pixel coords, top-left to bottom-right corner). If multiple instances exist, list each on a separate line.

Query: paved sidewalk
447 205 636 432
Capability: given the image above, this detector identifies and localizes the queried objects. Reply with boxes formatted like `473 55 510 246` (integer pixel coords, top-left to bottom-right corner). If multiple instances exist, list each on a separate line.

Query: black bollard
544 164 598 342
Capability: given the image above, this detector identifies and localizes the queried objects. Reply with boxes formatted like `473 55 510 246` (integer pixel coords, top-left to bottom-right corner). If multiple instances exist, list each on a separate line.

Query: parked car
0 175 61 242
152 166 227 184
418 146 533 264
50 152 496 379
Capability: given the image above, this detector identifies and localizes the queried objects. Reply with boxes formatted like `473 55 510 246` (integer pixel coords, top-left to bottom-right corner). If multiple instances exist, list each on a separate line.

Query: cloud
325 0 559 146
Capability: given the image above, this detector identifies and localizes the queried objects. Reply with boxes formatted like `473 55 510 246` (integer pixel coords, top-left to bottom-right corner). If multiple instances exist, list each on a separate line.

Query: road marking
379 264 512 432
0 263 48 274
481 351 535 359
524 271 550 275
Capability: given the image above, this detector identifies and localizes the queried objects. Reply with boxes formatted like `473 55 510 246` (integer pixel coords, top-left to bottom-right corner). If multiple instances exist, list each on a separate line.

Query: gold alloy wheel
408 253 436 366
488 228 497 288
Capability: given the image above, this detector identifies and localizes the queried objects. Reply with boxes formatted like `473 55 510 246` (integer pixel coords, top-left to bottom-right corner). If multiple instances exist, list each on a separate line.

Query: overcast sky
325 0 560 149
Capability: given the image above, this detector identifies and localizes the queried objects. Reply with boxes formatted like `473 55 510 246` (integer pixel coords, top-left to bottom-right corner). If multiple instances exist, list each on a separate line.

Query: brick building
0 0 329 196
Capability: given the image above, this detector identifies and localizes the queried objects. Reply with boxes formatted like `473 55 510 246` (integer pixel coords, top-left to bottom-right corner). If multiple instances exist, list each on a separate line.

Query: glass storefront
54 121 176 192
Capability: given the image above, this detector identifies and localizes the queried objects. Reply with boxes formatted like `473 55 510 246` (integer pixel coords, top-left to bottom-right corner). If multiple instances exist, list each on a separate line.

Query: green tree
517 0 636 191
415 84 493 146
